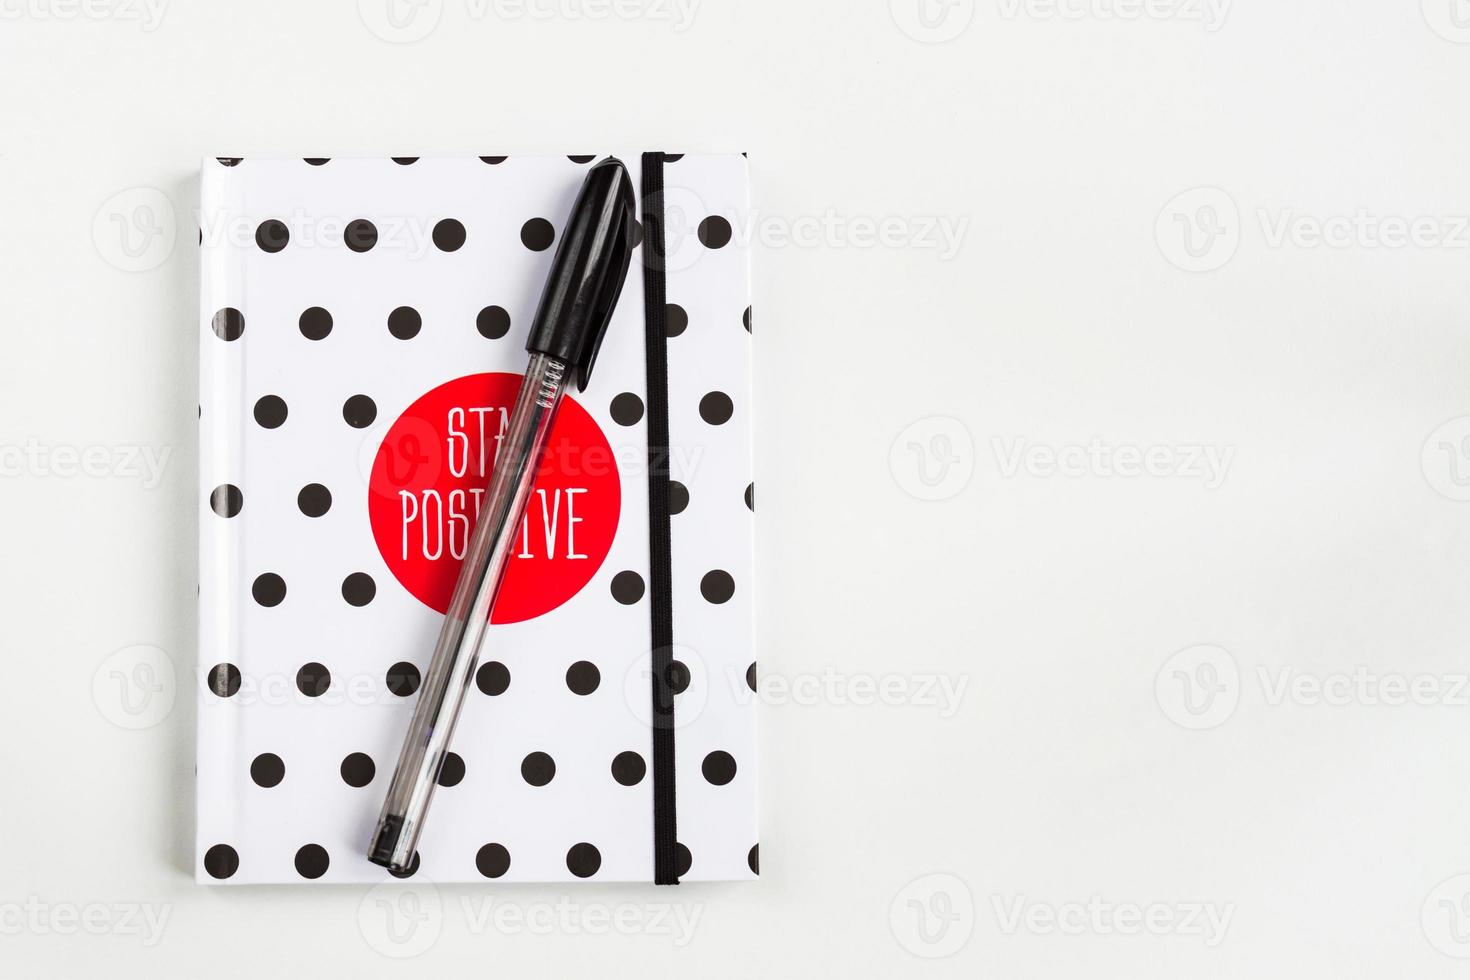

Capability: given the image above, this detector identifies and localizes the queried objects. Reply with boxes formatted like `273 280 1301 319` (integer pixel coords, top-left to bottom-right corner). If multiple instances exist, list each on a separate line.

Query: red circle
368 373 621 623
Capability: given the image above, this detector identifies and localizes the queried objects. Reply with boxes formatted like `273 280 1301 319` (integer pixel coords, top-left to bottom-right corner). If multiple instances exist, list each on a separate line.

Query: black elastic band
641 151 679 885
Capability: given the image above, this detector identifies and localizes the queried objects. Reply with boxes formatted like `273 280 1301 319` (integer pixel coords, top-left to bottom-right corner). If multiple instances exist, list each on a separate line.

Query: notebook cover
196 154 757 884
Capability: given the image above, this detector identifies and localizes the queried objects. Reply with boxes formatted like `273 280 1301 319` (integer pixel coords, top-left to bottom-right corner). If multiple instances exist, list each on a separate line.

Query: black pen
369 156 637 872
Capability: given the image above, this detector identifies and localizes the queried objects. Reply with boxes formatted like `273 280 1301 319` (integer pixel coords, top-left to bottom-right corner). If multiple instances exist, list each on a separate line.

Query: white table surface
3 1 1470 976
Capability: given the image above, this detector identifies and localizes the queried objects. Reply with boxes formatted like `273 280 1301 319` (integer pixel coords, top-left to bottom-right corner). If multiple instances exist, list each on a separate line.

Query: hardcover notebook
196 154 757 884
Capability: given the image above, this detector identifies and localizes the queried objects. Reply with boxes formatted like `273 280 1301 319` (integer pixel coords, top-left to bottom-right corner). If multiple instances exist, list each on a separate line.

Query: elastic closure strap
640 151 679 885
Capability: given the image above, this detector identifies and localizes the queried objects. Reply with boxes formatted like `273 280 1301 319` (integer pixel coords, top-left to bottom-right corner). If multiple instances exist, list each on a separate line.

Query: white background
3 0 1470 976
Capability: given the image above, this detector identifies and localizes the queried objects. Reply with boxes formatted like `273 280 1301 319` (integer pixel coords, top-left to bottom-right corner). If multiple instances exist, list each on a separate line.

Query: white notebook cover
196 154 757 884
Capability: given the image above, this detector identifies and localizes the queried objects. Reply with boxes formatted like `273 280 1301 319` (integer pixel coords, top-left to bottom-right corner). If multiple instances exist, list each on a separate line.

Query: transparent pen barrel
369 353 570 871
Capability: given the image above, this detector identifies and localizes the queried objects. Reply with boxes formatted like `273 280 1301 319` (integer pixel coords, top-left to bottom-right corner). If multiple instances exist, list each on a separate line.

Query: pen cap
525 157 637 391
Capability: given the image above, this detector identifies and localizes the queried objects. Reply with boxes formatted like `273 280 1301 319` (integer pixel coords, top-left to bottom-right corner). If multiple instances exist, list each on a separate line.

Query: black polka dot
698 215 732 249
665 303 688 337
253 395 287 429
566 661 600 695
343 394 377 428
699 391 734 425
340 753 375 788
437 752 465 788
675 843 692 877
521 752 555 786
610 392 644 426
744 307 754 334
203 844 238 879
304 157 330 166
392 157 419 165
297 483 332 517
566 843 601 878
611 751 646 786
521 218 555 251
433 218 466 252
294 844 329 879
342 572 376 606
211 307 244 341
388 852 421 879
668 660 690 696
250 753 284 788
701 570 735 604
476 661 510 696
477 305 511 339
568 154 596 163
746 662 757 692
387 661 421 697
476 843 511 878
216 157 241 167
256 219 289 253
668 480 689 515
299 306 332 340
296 662 330 698
702 750 737 785
252 573 286 607
470 661 509 699
480 156 507 164
208 663 241 698
610 570 645 604
388 306 422 339
210 484 242 518
744 483 754 511
345 218 378 252
748 844 759 875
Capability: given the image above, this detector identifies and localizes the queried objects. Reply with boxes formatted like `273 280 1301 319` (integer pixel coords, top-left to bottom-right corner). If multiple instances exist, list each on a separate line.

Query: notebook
196 153 757 884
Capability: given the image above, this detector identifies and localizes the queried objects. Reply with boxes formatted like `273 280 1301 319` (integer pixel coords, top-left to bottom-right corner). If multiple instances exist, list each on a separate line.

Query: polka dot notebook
197 154 757 884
